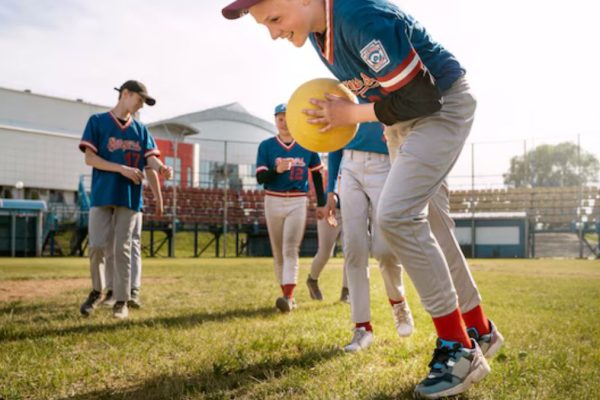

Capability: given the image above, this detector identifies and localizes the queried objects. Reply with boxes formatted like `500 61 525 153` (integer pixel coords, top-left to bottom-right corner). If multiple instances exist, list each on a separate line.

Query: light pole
159 122 199 258
223 141 228 257
15 181 24 199
163 125 177 257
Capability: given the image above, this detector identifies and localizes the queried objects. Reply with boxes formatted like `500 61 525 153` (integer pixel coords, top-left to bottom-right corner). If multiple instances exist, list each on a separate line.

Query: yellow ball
286 78 358 152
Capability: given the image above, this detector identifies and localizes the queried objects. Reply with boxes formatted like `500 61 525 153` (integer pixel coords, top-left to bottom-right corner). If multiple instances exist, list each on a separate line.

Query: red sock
282 284 296 299
356 321 373 332
462 305 491 335
432 308 472 348
388 297 405 306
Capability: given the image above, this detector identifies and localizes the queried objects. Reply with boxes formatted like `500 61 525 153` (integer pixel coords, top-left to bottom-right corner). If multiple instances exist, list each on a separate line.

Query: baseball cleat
275 296 296 313
339 287 350 303
80 290 102 316
414 339 490 399
128 288 142 309
113 301 129 319
306 276 323 300
100 290 116 308
343 327 373 352
391 300 414 337
467 320 504 359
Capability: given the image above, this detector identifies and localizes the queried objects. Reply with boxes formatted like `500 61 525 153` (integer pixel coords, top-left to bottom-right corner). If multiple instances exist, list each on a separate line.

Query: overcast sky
1 0 599 186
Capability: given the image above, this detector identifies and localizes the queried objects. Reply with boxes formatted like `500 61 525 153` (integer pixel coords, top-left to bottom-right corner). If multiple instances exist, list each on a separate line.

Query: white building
0 86 276 202
149 103 276 190
0 86 109 203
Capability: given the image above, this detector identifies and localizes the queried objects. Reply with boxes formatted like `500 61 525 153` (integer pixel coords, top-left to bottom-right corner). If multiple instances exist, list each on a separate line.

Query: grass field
1 257 599 400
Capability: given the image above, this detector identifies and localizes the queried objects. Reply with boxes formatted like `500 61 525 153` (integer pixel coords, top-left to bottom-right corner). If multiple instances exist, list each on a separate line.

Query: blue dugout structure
0 199 47 257
452 212 529 258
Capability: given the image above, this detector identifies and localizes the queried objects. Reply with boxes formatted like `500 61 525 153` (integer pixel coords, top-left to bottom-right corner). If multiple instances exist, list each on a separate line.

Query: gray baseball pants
309 214 348 288
379 76 481 318
104 212 143 292
264 195 307 285
88 206 137 302
340 150 406 324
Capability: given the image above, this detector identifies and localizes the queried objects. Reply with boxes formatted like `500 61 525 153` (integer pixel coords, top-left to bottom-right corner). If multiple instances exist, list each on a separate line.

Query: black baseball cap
114 80 156 106
222 0 263 20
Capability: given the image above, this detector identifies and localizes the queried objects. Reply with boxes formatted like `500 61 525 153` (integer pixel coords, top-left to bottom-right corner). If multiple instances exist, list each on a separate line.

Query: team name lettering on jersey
107 137 142 152
276 157 307 167
343 72 380 98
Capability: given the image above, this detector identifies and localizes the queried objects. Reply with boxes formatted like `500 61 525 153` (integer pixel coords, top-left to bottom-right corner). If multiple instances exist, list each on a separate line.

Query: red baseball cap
222 0 263 20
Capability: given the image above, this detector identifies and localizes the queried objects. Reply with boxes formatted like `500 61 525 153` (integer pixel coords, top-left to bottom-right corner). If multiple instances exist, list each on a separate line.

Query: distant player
321 122 414 353
256 103 326 312
79 80 172 319
223 1 503 398
306 179 348 302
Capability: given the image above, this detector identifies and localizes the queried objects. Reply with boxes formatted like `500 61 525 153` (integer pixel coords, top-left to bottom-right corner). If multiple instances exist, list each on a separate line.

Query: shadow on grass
59 347 344 400
0 305 280 342
0 302 54 316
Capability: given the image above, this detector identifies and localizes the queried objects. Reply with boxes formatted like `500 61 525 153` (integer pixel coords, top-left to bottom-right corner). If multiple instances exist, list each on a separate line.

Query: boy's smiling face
249 0 325 47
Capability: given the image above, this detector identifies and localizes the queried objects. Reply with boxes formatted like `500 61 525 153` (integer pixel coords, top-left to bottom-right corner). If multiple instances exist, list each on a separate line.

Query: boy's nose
268 26 280 40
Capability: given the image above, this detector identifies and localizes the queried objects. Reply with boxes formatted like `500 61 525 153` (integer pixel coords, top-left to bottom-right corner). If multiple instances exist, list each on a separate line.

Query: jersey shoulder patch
360 39 390 73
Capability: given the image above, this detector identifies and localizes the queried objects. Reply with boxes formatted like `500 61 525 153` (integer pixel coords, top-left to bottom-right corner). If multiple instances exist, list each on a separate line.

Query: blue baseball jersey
79 112 160 211
256 136 323 195
326 121 387 192
309 0 465 104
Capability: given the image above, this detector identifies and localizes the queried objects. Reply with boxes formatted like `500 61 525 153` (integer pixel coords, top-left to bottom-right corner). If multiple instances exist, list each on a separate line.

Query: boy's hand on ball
304 93 355 132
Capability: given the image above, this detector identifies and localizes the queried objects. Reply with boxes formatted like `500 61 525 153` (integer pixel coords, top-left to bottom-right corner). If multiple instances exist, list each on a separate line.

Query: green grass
1 258 599 399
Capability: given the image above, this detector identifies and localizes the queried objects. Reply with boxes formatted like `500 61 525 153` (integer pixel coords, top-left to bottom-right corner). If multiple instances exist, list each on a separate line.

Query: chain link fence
3 131 600 258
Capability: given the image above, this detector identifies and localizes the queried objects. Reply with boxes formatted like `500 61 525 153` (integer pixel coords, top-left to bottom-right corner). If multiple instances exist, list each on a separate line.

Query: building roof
0 85 108 109
149 102 275 133
147 121 200 137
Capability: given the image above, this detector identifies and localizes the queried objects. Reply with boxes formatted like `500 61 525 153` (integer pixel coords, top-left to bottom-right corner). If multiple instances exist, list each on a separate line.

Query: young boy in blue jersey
79 80 172 319
223 1 503 398
256 103 325 313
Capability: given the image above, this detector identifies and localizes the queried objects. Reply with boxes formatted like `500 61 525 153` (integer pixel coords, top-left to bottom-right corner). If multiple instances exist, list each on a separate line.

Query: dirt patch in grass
0 277 177 302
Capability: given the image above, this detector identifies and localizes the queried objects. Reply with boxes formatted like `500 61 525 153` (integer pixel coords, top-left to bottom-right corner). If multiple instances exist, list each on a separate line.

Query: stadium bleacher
141 185 599 231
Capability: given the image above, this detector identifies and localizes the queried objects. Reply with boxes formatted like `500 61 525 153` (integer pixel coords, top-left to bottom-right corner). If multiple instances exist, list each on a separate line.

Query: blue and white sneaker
414 339 490 399
467 320 504 359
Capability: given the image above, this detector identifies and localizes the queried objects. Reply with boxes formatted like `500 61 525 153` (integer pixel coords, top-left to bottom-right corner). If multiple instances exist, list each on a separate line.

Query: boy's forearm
85 150 123 173
145 167 162 200
350 102 378 124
